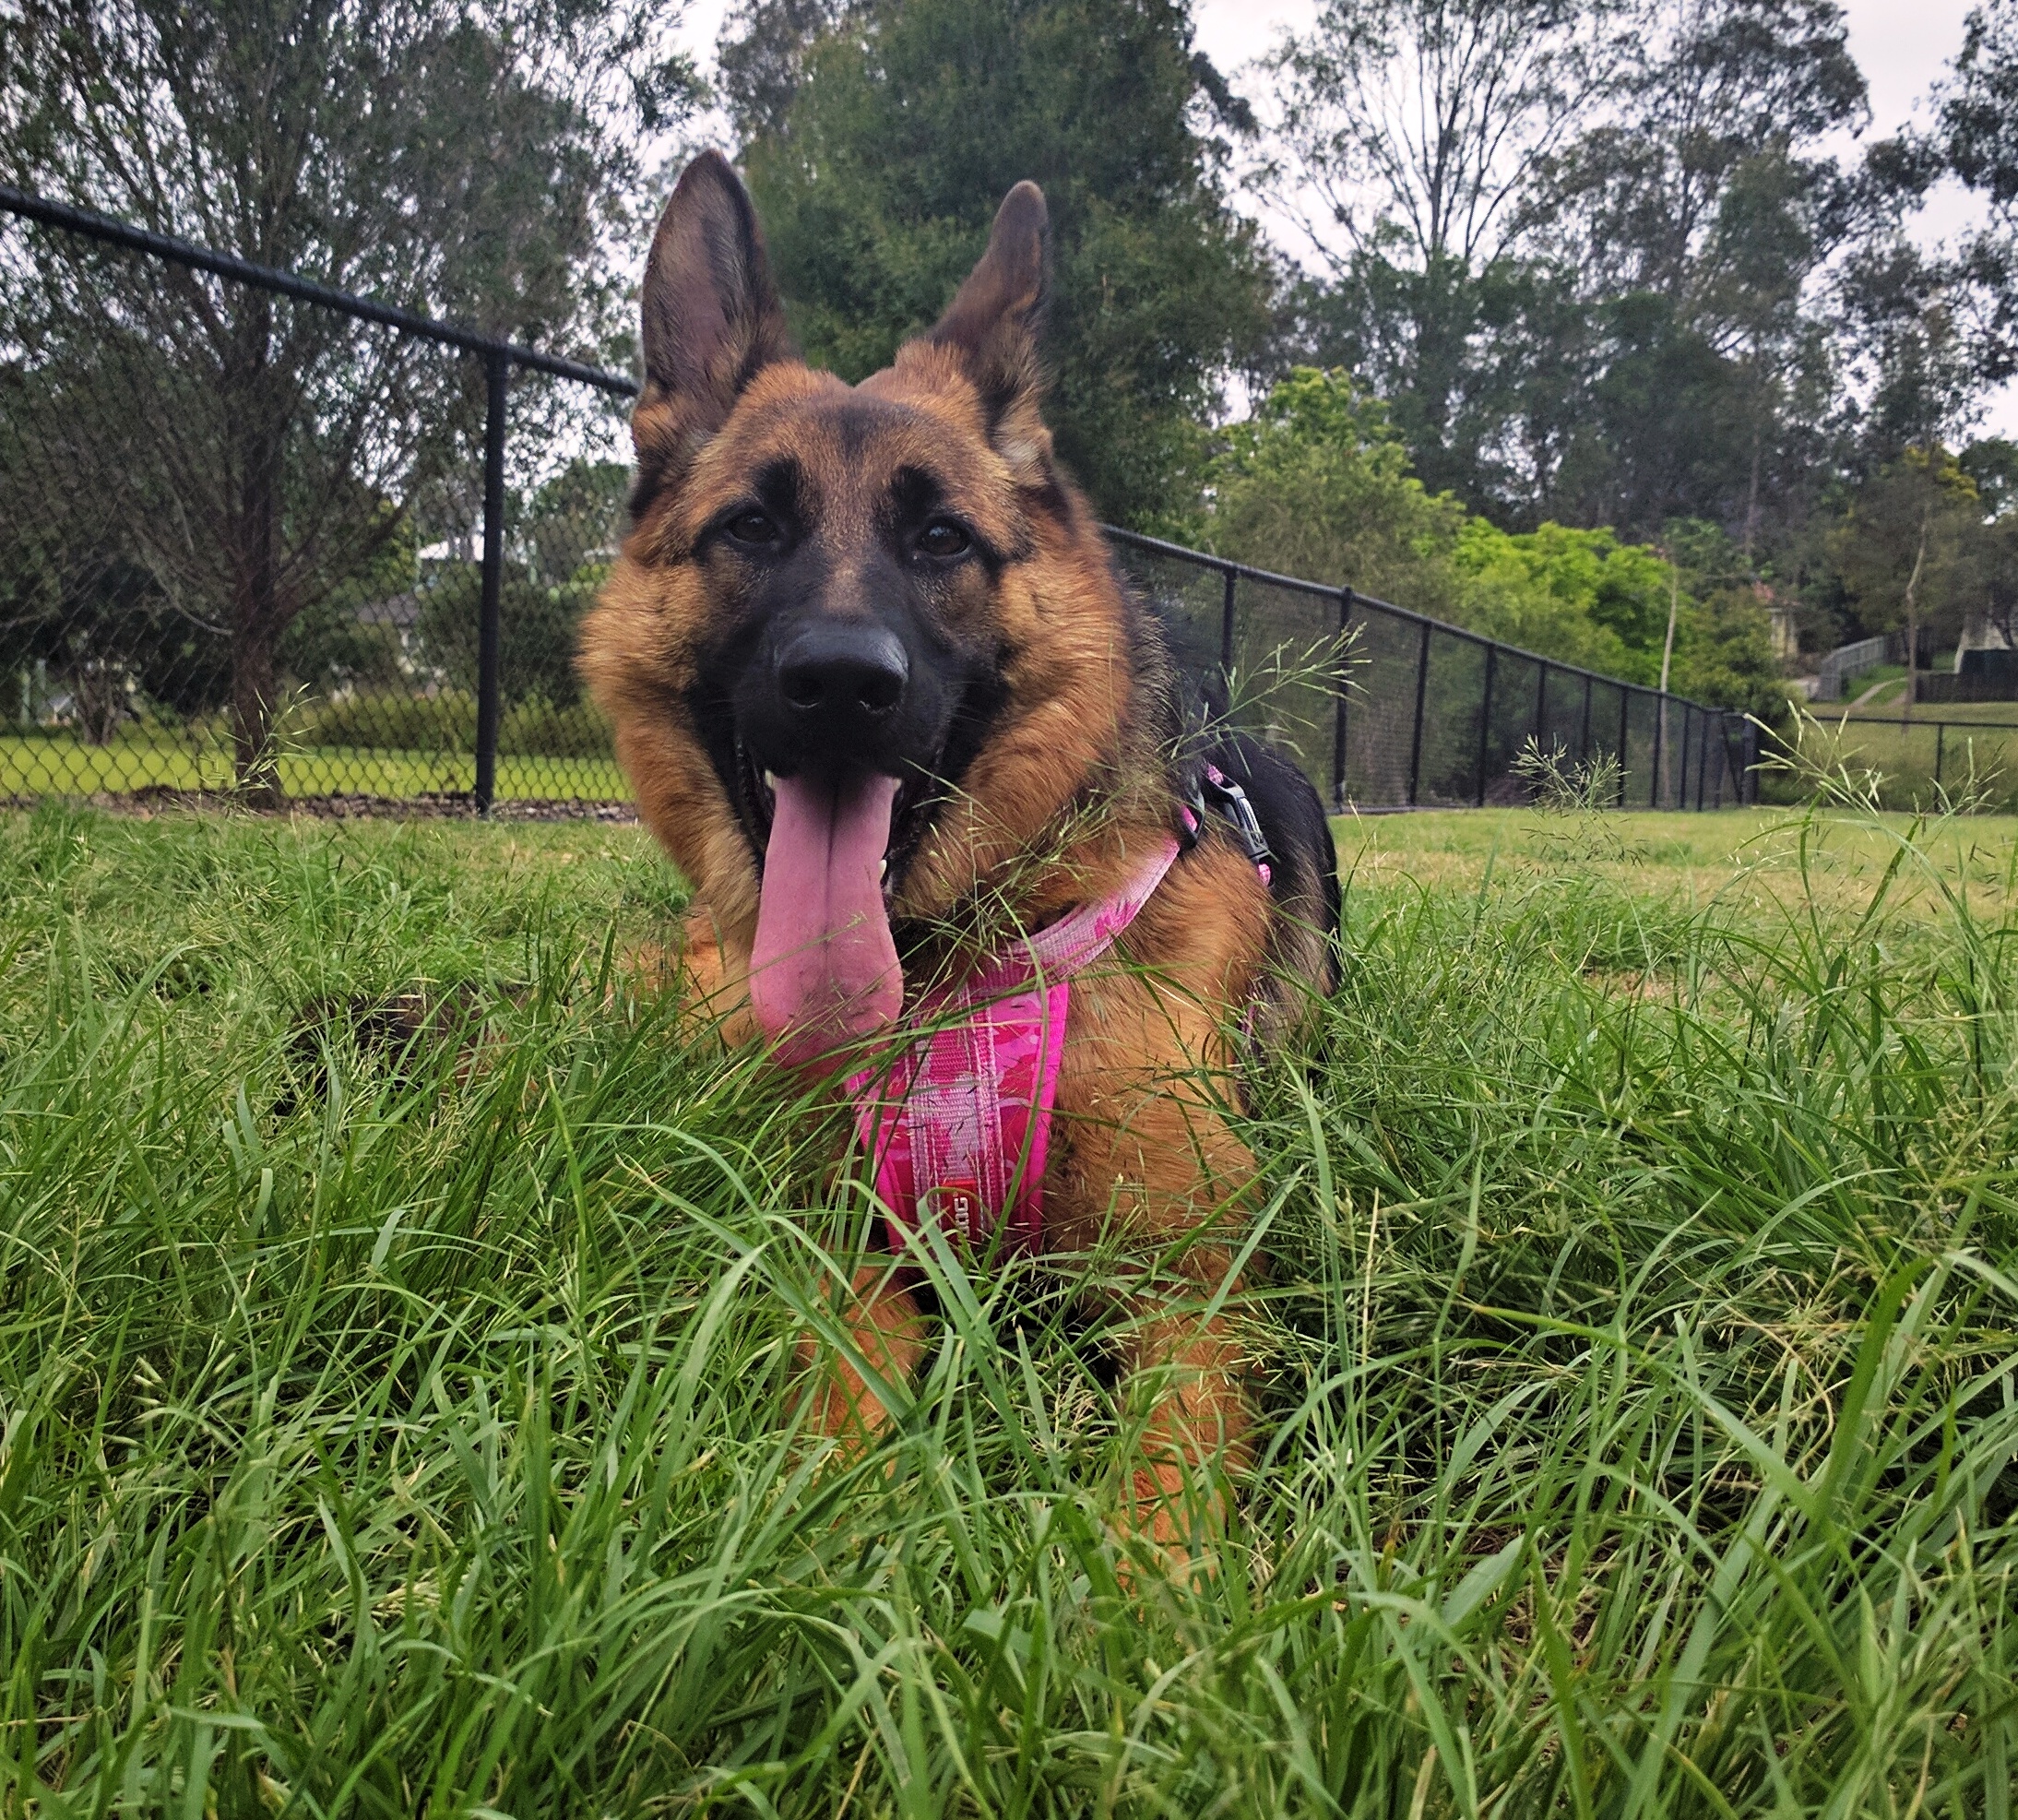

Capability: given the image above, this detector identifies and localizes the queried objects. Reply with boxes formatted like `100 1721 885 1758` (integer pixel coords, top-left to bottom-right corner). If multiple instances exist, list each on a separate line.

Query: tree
1825 449 1981 715
1938 0 2018 383
716 0 854 141
0 1 699 792
1264 0 1899 560
1199 369 1469 616
1262 0 1631 502
1530 0 1867 544
1198 367 1787 705
732 0 1275 527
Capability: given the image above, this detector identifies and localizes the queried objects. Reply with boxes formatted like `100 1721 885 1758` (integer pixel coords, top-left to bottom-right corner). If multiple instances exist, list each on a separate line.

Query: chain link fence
0 188 635 817
3 188 1752 819
1107 530 1751 811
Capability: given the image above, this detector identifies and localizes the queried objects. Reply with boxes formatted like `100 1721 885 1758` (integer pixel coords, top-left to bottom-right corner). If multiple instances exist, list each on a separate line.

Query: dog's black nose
776 623 909 724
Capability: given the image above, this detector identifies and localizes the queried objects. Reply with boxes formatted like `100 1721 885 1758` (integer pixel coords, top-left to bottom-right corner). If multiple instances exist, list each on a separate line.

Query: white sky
671 0 2014 434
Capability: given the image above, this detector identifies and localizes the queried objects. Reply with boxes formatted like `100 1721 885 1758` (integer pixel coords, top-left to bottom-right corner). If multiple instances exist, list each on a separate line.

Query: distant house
355 589 421 643
1955 607 2015 663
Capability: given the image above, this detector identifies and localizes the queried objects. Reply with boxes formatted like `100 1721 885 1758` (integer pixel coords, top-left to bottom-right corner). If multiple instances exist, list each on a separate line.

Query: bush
291 690 476 754
499 697 613 758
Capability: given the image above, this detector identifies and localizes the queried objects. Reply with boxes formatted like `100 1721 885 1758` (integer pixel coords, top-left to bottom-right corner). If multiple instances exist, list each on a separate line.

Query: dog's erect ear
637 152 793 445
925 182 1050 439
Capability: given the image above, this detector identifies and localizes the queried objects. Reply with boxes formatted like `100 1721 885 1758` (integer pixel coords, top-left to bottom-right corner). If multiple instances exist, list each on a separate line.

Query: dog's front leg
1109 1258 1252 1558
1052 1044 1260 1562
794 1264 929 1453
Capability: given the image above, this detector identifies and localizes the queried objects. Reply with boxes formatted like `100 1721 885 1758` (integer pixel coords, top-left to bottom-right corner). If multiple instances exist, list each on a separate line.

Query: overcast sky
669 0 2012 433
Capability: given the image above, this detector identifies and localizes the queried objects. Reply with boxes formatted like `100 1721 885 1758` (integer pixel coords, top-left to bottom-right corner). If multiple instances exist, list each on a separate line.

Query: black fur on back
1190 727 1341 983
1122 575 1343 1040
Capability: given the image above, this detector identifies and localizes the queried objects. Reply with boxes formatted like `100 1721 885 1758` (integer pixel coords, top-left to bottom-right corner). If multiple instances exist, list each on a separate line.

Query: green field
1840 696 2018 728
2 798 2014 1814
1779 709 2018 812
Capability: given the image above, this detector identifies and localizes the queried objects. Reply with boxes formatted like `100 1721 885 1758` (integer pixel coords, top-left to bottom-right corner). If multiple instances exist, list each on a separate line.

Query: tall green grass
0 801 2013 1816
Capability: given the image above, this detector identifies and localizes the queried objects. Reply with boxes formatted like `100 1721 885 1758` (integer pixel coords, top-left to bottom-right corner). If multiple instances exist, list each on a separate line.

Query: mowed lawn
1 798 2014 1815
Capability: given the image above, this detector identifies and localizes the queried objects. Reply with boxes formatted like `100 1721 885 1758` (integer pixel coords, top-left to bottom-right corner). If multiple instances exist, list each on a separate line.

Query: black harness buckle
1185 764 1275 871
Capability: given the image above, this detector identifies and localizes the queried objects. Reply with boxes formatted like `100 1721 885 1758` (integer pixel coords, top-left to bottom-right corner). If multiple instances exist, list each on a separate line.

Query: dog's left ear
925 182 1051 470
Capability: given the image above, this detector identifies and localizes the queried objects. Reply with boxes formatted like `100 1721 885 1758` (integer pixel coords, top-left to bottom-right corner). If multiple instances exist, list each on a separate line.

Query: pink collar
847 835 1181 1259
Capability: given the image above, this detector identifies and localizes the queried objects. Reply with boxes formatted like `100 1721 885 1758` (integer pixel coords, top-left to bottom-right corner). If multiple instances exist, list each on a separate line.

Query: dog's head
581 152 1154 1068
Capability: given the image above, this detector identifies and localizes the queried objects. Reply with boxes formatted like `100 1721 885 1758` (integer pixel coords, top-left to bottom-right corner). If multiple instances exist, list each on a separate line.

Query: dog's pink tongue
749 772 903 1070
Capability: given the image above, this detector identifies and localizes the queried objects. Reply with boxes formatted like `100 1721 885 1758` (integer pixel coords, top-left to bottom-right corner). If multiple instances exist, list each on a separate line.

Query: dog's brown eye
726 509 778 546
917 520 970 559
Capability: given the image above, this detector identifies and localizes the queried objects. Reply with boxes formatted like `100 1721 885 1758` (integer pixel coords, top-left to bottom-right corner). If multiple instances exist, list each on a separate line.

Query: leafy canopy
734 0 1275 527
1204 368 1788 709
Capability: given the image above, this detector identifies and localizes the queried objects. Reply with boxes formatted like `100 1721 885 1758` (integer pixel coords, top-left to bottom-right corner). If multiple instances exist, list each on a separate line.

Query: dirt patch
4 786 639 824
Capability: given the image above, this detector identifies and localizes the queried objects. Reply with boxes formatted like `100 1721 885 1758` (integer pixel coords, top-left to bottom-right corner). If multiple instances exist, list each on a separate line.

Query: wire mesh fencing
3 186 1754 819
1 188 635 816
1105 530 1752 812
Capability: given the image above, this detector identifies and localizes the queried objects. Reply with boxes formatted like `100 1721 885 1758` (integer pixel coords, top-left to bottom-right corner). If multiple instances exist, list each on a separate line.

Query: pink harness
846 836 1182 1258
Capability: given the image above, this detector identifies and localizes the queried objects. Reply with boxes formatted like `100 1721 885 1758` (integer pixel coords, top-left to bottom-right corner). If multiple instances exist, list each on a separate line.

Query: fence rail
1104 529 1751 812
2 186 1751 818
1812 635 1889 703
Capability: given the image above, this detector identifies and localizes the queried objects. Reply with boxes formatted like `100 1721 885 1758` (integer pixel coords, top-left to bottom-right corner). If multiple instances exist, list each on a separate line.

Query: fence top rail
0 184 643 396
4 183 1739 732
1832 716 2018 731
1101 525 1737 720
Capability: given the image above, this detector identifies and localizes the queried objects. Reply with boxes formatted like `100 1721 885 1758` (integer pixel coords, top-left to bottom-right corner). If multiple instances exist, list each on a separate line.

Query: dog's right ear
635 152 793 476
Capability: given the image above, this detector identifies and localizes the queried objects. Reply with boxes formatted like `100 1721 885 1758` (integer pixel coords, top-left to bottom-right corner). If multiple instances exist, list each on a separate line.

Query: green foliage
738 0 1274 526
1270 0 1872 542
1672 585 1791 723
289 690 611 760
281 506 420 696
291 689 477 754
0 804 2014 1810
1825 446 1984 644
1451 519 1664 679
499 696 613 760
1205 370 1790 709
1202 369 1466 612
413 562 604 710
524 460 629 587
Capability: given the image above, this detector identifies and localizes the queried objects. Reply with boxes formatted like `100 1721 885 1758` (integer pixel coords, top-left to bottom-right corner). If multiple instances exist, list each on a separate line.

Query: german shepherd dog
579 152 1339 1553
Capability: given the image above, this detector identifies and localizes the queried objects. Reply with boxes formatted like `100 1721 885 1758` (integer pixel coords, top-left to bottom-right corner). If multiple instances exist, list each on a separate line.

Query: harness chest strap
845 833 1182 1258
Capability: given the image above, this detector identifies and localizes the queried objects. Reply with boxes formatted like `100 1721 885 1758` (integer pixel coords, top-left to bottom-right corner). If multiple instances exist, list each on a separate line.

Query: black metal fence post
1333 588 1353 811
1617 689 1632 806
1219 565 1237 682
1935 720 1946 791
474 349 508 817
1580 673 1594 767
1652 691 1668 810
1407 621 1431 805
1474 642 1496 806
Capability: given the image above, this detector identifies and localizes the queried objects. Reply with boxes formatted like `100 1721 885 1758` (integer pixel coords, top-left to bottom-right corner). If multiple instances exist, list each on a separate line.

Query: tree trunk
1901 503 1929 730
231 578 282 799
1741 414 1763 568
72 660 126 745
226 300 288 803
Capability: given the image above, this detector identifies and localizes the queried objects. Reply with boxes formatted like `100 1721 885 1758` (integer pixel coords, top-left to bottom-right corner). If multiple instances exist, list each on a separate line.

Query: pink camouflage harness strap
847 763 1273 1258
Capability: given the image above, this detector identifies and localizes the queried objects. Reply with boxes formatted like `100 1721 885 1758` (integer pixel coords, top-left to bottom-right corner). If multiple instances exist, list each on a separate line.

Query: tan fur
579 157 1293 1558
